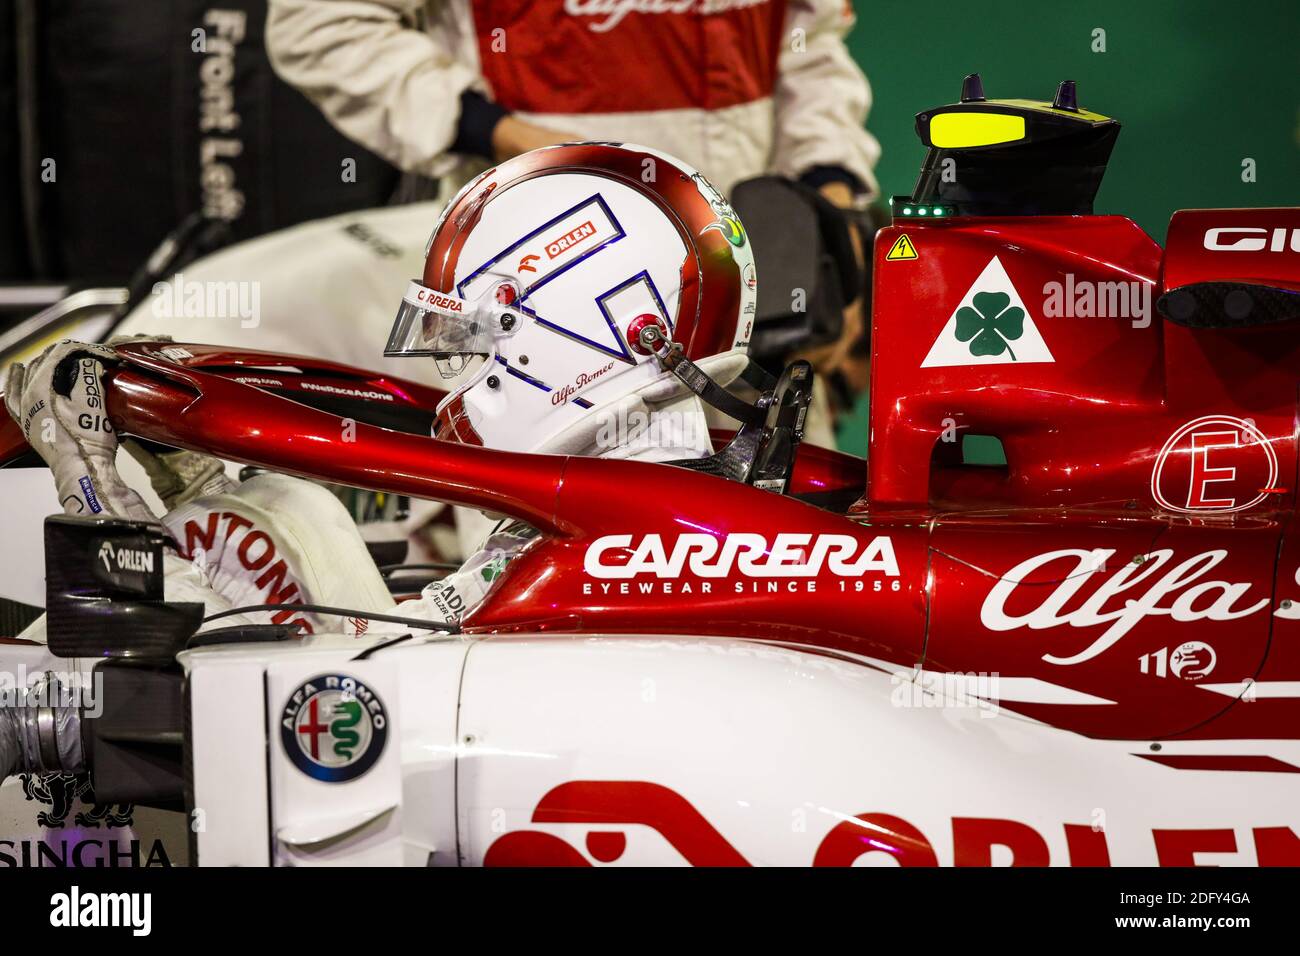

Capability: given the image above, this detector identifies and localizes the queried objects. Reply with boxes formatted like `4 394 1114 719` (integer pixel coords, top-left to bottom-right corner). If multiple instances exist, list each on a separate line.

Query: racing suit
265 0 881 198
110 201 446 390
0 325 713 780
3 341 715 642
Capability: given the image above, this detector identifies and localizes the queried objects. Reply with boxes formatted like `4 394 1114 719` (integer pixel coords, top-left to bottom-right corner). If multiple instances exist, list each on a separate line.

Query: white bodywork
177 632 1300 867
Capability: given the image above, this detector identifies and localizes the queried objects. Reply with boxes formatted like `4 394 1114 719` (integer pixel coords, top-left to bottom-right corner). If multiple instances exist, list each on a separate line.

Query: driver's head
385 143 756 452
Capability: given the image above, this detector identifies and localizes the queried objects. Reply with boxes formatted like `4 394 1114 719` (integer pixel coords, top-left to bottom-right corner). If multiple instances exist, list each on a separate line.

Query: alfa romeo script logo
280 674 388 783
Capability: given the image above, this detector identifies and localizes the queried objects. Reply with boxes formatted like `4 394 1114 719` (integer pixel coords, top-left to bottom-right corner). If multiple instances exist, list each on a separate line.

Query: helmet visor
384 281 492 362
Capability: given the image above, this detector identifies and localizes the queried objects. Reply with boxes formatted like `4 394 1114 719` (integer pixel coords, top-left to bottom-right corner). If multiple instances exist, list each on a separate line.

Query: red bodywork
2 208 1298 749
868 209 1300 512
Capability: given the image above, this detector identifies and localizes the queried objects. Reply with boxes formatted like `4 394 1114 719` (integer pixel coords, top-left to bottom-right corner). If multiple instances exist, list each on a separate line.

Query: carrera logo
584 533 900 580
141 345 195 364
547 221 597 259
416 288 464 312
232 376 284 388
158 346 194 362
1203 227 1300 252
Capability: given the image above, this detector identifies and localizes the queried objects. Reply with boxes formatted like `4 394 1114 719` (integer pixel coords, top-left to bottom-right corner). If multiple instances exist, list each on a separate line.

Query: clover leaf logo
480 555 508 583
954 291 1025 360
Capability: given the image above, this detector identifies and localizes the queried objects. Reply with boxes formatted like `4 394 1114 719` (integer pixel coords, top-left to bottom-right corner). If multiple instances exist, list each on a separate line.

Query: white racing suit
3 341 717 643
1 341 394 642
0 336 714 783
106 204 486 564
110 201 445 390
154 370 717 635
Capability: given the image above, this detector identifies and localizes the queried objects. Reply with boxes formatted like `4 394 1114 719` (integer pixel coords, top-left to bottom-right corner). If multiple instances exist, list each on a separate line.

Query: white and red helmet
385 143 757 450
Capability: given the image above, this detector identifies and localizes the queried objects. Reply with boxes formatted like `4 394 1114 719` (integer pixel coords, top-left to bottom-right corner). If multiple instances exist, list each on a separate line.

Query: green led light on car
890 197 955 219
895 204 952 218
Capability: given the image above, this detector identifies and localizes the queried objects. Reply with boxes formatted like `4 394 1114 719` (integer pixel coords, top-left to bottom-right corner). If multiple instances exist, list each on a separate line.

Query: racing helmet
385 143 757 450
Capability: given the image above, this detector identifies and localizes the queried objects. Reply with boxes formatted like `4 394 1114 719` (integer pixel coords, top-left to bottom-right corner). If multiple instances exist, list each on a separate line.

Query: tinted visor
384 281 491 359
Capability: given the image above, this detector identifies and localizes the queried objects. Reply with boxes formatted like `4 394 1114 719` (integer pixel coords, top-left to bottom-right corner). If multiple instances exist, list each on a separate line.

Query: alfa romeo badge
280 674 389 783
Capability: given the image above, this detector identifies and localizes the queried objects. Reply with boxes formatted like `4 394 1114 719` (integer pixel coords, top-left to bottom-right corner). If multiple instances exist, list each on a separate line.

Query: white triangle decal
920 256 1054 368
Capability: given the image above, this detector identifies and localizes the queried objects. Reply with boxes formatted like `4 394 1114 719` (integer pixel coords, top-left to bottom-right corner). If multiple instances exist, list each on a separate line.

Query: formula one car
2 78 1298 867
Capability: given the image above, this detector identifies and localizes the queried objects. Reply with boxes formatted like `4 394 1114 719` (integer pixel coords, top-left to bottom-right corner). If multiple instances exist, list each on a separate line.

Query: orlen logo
584 533 900 579
98 542 154 575
547 221 596 259
1203 227 1300 252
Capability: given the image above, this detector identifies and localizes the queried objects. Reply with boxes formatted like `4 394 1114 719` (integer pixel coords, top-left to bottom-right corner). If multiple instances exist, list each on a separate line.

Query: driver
3 143 758 641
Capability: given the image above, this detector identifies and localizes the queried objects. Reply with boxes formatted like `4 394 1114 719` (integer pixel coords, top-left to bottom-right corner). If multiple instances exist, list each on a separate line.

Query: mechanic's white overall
4 145 757 639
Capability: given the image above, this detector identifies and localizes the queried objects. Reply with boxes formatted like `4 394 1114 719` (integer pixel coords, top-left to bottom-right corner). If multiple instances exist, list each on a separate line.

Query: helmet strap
637 324 798 430
663 359 815 496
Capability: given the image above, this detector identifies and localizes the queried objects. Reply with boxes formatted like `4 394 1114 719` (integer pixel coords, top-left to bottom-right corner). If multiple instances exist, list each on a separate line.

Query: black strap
662 350 767 426
739 359 777 393
664 353 805 430
635 323 796 428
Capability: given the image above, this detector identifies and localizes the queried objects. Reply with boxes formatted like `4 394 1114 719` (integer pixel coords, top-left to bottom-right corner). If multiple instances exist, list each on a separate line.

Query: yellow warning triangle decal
885 234 918 261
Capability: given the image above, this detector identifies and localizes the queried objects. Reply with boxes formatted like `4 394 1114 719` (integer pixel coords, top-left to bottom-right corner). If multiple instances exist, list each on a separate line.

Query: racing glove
3 340 154 523
391 519 536 631
103 333 236 511
124 440 236 511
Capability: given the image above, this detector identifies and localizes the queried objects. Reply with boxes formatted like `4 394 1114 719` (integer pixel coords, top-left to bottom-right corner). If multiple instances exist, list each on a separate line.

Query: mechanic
264 0 880 201
2 145 764 648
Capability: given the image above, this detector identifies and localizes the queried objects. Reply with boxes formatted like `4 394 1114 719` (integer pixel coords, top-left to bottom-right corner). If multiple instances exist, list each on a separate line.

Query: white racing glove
3 340 154 522
103 332 236 511
385 519 537 633
124 440 236 511
3 340 265 647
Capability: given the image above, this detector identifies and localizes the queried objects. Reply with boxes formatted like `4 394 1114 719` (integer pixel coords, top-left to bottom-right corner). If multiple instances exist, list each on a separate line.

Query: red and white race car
1 79 1297 867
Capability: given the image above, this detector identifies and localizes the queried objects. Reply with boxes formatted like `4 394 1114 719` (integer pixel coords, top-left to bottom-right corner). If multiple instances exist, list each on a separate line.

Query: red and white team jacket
266 0 880 196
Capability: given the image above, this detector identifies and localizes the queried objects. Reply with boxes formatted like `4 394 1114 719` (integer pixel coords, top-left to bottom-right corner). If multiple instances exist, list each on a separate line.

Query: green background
835 0 1299 453
847 0 1298 237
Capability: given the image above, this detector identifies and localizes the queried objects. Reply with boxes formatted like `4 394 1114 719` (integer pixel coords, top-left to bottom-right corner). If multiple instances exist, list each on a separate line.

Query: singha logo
19 772 133 829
